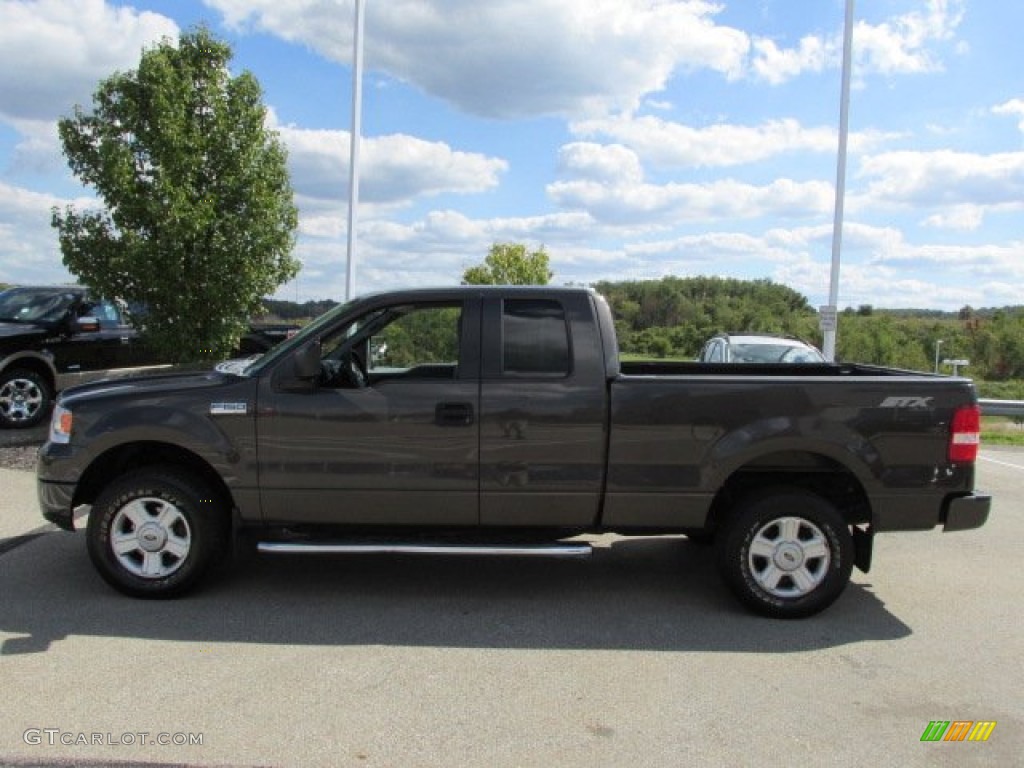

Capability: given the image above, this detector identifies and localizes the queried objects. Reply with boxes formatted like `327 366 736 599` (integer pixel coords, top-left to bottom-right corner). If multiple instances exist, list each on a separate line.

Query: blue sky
1 0 1022 310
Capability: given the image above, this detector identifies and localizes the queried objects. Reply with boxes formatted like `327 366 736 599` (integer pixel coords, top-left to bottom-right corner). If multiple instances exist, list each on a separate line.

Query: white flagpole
345 0 365 301
824 0 854 362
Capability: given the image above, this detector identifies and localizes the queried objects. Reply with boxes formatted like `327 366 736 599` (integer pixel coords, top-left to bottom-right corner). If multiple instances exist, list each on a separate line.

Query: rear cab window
501 299 570 377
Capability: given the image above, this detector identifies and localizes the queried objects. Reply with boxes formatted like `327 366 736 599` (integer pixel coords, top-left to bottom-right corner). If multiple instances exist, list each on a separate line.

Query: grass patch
982 431 1024 446
982 415 1024 446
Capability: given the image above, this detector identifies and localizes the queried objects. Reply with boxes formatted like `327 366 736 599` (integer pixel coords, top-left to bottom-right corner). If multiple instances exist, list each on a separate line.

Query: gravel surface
0 444 39 472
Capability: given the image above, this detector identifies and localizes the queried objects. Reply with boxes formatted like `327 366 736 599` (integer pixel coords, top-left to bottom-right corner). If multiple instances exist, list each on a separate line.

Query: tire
717 488 853 619
0 368 53 429
682 529 715 546
86 467 228 598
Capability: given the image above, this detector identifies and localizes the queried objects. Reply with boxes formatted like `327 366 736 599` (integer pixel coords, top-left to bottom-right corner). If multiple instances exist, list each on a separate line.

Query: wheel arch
73 441 235 517
0 351 58 388
704 448 873 536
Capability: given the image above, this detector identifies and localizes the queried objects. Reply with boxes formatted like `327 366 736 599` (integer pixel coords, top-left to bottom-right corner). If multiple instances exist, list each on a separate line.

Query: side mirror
73 316 101 333
293 339 322 380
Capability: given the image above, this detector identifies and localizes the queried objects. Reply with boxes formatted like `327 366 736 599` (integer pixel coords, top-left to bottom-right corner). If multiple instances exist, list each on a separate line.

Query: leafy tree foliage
261 298 339 322
594 276 1024 383
462 243 552 285
596 276 820 359
51 27 299 362
373 306 461 368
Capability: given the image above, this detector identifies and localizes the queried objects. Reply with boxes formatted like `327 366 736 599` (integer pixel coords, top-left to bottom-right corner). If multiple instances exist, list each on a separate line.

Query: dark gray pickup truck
37 286 991 617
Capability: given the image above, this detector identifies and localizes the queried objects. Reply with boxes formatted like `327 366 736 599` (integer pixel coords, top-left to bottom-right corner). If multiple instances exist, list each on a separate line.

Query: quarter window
502 299 570 376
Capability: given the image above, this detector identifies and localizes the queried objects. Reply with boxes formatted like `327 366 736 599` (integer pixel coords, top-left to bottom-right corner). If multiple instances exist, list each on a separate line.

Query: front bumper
38 479 76 531
942 492 992 532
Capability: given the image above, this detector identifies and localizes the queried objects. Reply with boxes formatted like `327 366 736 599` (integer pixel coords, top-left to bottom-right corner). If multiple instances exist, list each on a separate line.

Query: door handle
435 402 474 427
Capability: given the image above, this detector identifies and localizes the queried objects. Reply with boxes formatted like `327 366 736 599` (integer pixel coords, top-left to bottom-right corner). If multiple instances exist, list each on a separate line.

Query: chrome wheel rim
111 497 192 579
0 377 43 423
747 516 831 598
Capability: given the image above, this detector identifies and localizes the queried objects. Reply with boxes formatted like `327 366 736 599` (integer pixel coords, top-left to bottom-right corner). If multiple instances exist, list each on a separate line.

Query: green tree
51 27 299 362
462 243 553 285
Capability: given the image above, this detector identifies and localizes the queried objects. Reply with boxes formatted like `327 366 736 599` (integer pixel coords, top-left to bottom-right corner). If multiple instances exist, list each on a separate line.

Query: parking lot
0 449 1021 767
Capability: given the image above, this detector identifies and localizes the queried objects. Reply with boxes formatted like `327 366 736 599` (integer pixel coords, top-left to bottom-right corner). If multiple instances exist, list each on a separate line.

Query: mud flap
851 525 873 573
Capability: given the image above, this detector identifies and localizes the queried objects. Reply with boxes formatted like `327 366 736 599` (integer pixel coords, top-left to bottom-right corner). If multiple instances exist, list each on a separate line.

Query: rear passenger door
478 293 608 527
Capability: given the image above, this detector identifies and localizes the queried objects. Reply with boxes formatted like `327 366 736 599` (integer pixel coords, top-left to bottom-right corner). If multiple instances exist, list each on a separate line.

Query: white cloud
750 0 965 85
206 0 751 118
2 118 63 175
751 35 832 85
0 0 178 123
921 205 985 231
761 224 1023 310
571 115 899 169
0 180 87 285
548 176 834 226
556 143 644 184
856 150 1024 211
992 98 1024 132
273 120 508 206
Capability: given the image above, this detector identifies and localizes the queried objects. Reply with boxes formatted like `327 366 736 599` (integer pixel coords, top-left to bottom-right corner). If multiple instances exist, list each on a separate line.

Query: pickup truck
0 285 168 429
37 286 991 618
0 285 299 429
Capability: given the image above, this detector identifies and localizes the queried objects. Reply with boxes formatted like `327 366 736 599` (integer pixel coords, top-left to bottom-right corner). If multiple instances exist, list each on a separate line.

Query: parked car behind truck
0 286 167 429
0 285 299 429
37 286 990 617
699 332 825 363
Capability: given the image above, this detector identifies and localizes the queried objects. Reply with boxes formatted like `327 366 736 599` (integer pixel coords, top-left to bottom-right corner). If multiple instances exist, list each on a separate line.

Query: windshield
731 343 824 363
241 297 358 376
0 287 78 324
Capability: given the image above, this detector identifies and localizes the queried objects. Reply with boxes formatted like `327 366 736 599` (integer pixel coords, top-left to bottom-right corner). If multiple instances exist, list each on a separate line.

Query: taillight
949 405 981 463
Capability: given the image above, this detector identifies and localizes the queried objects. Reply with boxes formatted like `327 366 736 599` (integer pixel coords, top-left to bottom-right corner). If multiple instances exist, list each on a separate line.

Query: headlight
49 404 73 444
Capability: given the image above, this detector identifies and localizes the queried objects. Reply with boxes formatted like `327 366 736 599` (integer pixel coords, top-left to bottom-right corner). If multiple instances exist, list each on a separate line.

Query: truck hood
59 367 240 406
0 321 48 340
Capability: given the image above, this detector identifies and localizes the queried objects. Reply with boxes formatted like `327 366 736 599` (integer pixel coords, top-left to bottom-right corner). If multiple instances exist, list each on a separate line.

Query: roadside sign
819 305 838 333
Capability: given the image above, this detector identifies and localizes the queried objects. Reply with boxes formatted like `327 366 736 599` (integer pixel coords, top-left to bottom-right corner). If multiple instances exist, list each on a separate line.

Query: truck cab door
478 293 609 527
257 298 481 526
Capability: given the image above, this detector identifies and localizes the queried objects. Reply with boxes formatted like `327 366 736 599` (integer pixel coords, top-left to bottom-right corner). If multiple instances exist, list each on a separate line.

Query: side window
502 299 570 377
708 341 724 363
368 304 462 374
316 302 463 388
78 298 123 329
93 299 125 329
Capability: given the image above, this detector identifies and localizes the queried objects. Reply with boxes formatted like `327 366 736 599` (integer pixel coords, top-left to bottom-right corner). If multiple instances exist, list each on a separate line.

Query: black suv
0 286 164 428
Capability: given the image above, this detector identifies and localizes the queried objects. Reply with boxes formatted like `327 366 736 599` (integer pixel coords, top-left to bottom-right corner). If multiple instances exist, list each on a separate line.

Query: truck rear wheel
86 467 228 598
717 488 853 618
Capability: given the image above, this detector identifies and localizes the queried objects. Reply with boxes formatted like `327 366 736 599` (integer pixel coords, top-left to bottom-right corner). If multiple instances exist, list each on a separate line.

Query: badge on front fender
210 402 247 415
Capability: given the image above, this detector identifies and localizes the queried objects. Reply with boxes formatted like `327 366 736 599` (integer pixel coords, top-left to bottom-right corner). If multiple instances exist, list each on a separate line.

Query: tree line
596 277 1023 394
260 275 1023 395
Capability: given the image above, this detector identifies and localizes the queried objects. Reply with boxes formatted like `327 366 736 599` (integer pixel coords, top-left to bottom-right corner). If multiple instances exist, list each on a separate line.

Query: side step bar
257 541 593 558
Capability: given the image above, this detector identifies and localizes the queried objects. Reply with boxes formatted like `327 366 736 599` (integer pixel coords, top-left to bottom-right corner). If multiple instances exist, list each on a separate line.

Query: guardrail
979 399 1024 417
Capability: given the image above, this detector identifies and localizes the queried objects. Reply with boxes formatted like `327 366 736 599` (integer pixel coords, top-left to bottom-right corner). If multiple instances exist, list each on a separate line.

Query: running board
257 541 593 558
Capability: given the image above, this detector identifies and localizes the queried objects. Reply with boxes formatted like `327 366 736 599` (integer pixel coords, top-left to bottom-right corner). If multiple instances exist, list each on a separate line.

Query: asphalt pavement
0 449 1021 767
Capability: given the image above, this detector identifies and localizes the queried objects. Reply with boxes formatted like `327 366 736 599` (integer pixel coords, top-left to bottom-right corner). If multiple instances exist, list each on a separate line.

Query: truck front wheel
717 489 853 618
86 467 228 598
0 368 52 429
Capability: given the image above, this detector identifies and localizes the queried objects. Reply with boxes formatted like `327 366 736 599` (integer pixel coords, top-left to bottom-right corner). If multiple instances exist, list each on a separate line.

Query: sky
1 0 1022 311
